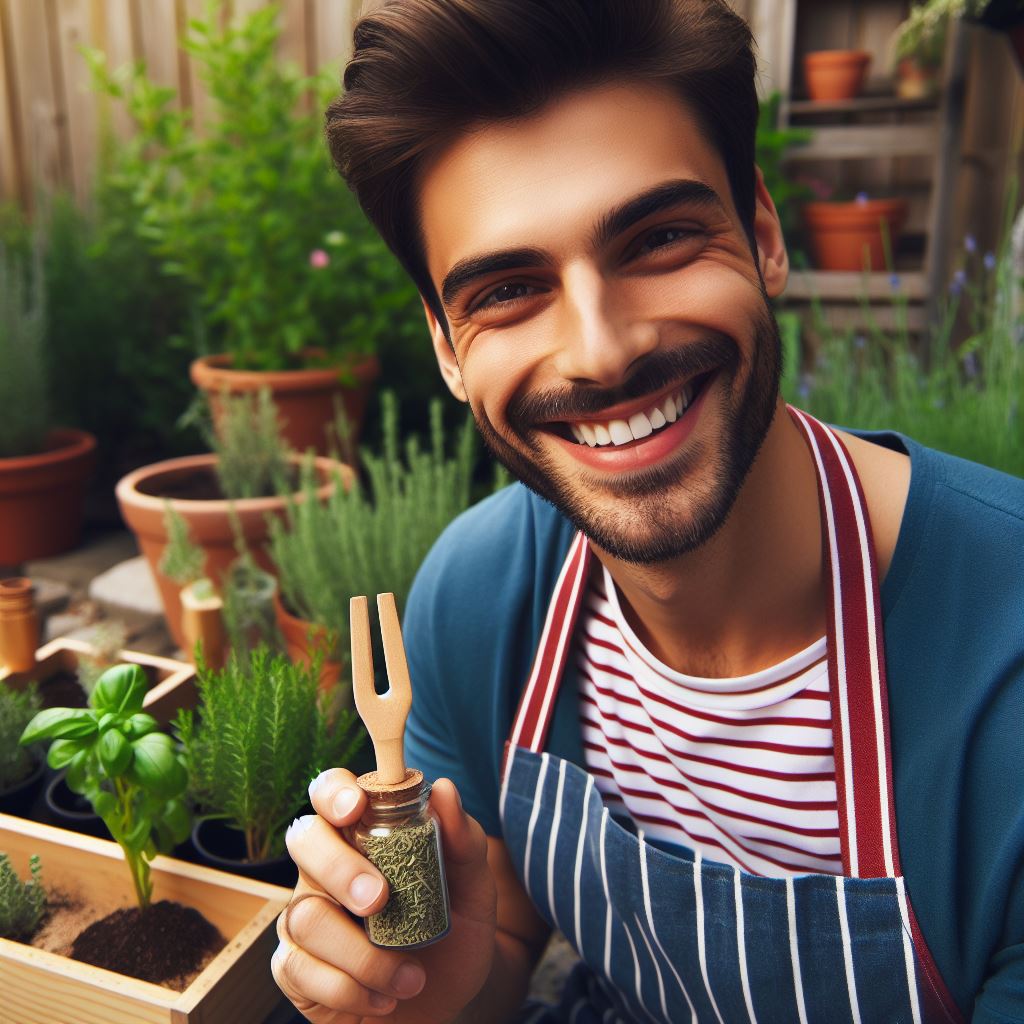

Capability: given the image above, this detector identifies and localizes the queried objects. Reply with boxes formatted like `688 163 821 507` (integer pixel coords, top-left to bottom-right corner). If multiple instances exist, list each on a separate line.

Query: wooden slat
788 94 938 116
136 0 181 97
785 269 927 302
277 0 312 74
783 122 940 160
180 0 211 135
0 0 28 207
313 0 355 73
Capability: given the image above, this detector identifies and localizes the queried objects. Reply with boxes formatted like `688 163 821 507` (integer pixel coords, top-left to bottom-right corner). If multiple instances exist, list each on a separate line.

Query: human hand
273 768 497 1023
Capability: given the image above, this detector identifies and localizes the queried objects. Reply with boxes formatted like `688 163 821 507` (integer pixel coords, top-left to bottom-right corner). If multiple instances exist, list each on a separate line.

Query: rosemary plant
175 647 364 862
0 244 49 458
268 392 483 660
159 502 208 589
210 390 293 500
0 683 41 790
0 853 46 941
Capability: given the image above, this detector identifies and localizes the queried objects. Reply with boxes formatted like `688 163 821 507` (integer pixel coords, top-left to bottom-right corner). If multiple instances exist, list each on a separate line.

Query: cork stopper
357 767 424 798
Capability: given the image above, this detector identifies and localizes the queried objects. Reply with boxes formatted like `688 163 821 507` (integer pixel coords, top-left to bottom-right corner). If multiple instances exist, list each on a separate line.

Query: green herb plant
0 684 42 790
84 3 421 372
176 647 364 862
0 244 49 459
268 392 485 661
755 92 812 244
20 665 190 909
209 390 293 500
0 853 46 941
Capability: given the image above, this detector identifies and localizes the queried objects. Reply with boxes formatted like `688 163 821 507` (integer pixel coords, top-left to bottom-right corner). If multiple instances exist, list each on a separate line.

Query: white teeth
570 424 584 444
593 423 611 446
662 395 678 424
675 393 684 415
608 420 633 445
579 422 597 447
683 382 695 408
649 407 666 429
628 411 653 439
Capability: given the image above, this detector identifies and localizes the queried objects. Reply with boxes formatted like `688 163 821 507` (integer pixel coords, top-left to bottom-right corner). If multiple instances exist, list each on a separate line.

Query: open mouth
549 371 715 449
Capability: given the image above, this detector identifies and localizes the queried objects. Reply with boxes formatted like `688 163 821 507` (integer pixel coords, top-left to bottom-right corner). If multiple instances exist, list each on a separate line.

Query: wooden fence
0 0 362 207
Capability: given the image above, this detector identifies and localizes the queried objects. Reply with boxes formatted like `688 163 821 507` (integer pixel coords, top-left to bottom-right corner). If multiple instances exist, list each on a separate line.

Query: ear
752 165 789 299
422 297 468 402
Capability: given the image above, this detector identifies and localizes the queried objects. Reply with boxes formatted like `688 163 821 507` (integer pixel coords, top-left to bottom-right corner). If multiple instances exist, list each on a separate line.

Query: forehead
418 80 732 283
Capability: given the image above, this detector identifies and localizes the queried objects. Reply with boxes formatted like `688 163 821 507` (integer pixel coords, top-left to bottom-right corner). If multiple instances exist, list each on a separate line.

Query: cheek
460 330 547 427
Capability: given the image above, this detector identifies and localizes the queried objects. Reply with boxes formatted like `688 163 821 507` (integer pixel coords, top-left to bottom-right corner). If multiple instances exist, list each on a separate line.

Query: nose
551 263 658 387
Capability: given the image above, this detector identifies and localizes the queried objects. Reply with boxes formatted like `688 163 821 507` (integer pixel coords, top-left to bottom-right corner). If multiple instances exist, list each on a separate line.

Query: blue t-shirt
404 431 1024 1022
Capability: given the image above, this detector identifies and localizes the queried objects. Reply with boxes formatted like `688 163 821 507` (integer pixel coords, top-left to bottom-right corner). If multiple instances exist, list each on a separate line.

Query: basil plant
20 664 190 908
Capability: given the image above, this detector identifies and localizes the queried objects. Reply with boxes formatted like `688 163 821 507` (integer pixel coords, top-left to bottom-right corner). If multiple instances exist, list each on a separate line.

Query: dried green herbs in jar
351 770 451 949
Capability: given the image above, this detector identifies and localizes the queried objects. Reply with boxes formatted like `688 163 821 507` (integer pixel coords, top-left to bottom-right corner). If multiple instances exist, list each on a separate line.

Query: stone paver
88 555 164 625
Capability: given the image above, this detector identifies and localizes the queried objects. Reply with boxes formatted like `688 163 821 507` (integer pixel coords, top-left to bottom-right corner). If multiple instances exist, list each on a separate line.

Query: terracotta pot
803 50 872 101
0 429 97 565
895 57 941 100
273 589 346 694
803 198 909 272
116 453 351 651
190 350 380 457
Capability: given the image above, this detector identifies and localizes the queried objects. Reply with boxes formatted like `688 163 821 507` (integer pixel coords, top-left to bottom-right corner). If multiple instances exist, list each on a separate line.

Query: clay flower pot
273 589 345 694
116 454 349 651
190 350 380 456
803 49 872 101
803 198 909 272
895 57 941 100
0 428 97 564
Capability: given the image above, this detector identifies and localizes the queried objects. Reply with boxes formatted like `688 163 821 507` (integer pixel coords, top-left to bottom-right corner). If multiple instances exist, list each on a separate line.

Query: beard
470 303 783 566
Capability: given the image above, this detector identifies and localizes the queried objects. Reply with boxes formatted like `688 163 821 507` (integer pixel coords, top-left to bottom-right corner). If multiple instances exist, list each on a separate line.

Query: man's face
419 81 789 564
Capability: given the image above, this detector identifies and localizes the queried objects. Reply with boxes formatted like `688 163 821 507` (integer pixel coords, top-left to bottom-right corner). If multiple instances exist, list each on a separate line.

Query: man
273 2 1024 1021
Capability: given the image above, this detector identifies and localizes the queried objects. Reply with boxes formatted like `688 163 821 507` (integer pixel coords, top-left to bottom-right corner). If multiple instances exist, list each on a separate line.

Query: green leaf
20 708 98 745
65 750 91 793
163 798 192 845
98 729 133 776
124 815 151 851
98 712 120 732
124 713 158 740
47 738 83 770
91 664 149 714
128 733 187 798
92 790 116 820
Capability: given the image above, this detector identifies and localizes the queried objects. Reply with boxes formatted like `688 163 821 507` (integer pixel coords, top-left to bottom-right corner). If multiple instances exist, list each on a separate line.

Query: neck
592 400 825 678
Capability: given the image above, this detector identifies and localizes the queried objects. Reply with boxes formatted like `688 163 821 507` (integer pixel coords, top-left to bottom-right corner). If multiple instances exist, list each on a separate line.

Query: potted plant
116 390 348 651
176 647 364 886
269 393 493 691
0 683 42 816
86 6 423 455
803 48 872 101
890 0 960 98
802 188 910 272
0 244 96 565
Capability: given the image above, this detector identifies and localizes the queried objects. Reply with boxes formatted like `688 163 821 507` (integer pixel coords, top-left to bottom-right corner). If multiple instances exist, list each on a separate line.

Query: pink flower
309 249 330 269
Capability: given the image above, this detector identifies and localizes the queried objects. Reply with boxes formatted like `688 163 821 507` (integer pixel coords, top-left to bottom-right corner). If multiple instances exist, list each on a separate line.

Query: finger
307 767 367 827
271 937 396 1019
281 893 427 1001
285 815 389 916
429 778 496 923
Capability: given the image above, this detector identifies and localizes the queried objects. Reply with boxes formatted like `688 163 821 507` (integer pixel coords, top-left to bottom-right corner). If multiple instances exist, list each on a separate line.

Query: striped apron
499 409 964 1024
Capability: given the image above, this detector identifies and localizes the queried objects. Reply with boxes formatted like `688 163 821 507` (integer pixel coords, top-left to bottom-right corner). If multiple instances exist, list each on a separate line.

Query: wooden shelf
788 94 939 116
784 270 928 302
784 122 940 160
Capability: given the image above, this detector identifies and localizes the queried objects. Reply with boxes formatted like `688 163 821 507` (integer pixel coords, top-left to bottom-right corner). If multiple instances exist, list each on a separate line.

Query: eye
631 226 702 258
473 281 539 312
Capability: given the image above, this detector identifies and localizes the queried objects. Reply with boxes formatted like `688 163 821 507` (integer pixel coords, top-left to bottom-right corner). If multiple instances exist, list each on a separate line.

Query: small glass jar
350 770 451 950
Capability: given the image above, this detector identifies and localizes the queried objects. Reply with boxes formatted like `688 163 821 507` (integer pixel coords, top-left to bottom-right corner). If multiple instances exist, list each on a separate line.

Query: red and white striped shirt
576 564 842 877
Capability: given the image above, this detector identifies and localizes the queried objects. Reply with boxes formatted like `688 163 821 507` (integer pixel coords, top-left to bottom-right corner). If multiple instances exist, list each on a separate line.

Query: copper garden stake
348 594 451 949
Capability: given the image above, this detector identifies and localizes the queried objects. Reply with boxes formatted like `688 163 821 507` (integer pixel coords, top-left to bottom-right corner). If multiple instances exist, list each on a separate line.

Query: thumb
430 778 496 924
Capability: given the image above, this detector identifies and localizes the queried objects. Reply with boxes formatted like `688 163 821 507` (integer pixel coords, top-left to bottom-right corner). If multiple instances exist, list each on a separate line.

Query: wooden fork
350 593 414 787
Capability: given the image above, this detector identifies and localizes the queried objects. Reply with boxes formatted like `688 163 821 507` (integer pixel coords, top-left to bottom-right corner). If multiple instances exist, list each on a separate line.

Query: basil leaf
20 708 98 745
91 664 148 715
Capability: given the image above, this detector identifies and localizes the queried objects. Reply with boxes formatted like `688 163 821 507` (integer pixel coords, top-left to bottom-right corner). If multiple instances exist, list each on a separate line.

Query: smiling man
273 2 1024 1022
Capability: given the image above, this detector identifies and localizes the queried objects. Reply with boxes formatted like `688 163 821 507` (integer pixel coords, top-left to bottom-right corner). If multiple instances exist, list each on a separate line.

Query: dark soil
69 899 225 987
39 671 87 709
137 465 299 502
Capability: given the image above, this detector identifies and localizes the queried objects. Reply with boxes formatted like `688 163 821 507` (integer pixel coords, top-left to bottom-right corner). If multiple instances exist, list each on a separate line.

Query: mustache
506 334 737 432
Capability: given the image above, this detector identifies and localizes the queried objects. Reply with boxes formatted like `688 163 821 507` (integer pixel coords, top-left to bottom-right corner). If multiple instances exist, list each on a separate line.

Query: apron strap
788 407 900 879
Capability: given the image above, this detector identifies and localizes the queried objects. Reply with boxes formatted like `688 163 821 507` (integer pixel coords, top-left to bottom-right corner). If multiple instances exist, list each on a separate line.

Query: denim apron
499 409 963 1024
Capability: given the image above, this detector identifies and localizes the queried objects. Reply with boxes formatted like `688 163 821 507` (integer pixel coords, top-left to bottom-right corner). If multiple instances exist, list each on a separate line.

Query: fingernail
369 991 397 1012
391 961 426 998
349 872 384 910
333 788 359 819
285 815 315 841
307 773 325 801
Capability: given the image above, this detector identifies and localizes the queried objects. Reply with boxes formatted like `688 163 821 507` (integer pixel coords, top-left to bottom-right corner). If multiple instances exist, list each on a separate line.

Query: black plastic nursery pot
0 756 46 818
43 769 109 840
191 817 299 888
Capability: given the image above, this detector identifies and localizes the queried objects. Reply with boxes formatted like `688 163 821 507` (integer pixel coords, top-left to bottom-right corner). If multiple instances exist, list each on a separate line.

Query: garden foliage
176 647 364 862
159 502 207 588
0 684 42 791
20 665 190 909
269 392 486 660
0 853 45 942
85 2 421 372
0 244 48 459
207 390 293 500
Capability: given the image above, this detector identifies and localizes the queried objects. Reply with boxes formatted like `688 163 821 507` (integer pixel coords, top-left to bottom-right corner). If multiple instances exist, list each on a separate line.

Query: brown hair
326 0 758 328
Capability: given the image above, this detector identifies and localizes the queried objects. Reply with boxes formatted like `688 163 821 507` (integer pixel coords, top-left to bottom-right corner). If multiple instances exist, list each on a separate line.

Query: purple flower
889 273 901 292
949 268 967 296
854 334 867 350
983 251 996 272
309 249 330 269
855 191 869 206
962 352 979 379
964 234 977 254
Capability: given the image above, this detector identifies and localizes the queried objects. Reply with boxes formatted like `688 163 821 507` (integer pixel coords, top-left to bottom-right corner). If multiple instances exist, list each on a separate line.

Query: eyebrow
439 178 724 310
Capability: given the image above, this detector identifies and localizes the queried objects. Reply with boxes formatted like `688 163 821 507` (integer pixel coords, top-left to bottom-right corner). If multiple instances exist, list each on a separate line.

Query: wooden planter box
0 637 197 726
0 814 290 1023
